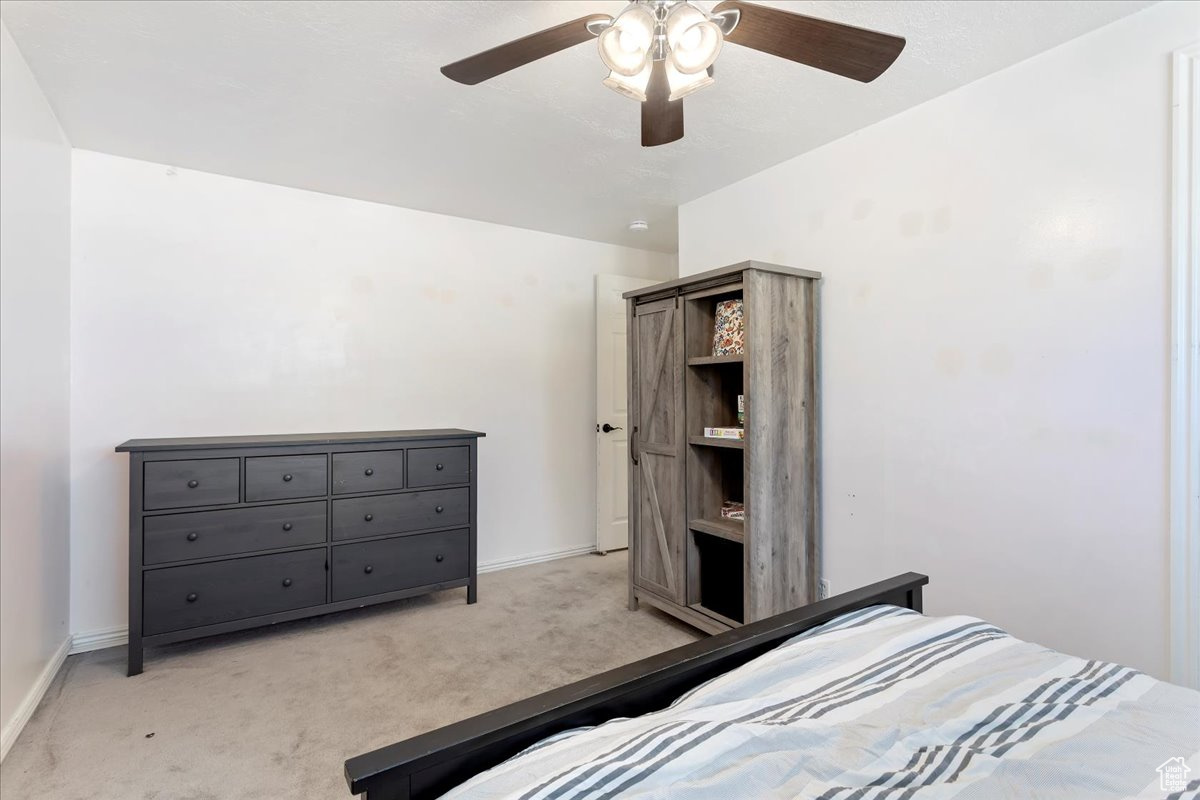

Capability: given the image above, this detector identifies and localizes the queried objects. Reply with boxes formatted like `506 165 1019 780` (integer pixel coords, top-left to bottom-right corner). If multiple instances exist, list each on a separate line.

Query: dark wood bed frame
344 571 928 799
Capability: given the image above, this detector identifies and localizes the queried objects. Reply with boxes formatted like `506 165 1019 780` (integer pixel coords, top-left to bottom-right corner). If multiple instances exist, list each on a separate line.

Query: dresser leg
467 580 477 604
128 638 143 677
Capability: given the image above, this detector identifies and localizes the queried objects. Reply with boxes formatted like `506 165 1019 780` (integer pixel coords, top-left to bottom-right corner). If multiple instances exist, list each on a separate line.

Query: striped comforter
444 606 1200 799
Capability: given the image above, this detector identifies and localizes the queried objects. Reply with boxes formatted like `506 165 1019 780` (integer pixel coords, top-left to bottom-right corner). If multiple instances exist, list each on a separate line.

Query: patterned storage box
712 299 745 356
720 500 745 521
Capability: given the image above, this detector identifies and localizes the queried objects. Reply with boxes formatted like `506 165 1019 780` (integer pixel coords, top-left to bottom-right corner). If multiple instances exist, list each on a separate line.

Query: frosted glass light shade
665 2 723 74
666 62 713 101
598 5 655 77
603 64 652 102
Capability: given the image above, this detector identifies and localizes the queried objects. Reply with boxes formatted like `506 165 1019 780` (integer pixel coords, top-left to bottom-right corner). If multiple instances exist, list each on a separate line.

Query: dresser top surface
116 429 486 453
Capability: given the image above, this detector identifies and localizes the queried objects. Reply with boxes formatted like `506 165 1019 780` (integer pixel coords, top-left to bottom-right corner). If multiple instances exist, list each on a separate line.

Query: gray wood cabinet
117 429 484 675
625 262 820 633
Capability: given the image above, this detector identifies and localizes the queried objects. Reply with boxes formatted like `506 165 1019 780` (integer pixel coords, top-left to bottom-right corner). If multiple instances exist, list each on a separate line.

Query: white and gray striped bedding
444 606 1200 799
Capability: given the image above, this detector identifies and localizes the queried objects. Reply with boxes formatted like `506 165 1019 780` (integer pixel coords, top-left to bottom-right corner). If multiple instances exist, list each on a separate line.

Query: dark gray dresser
116 429 484 675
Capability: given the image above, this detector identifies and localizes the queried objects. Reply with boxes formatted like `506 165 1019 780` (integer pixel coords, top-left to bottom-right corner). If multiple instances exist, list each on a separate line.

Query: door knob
600 423 623 433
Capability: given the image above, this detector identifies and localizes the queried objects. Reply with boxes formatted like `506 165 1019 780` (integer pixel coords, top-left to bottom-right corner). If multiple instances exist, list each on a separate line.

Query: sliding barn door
629 297 686 604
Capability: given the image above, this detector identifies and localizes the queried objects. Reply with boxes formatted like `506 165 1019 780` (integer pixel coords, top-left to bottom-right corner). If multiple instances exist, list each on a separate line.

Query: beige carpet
0 551 700 799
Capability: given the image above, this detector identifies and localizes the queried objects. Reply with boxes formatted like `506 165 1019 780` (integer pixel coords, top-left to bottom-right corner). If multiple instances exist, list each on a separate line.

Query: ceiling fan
441 1 905 147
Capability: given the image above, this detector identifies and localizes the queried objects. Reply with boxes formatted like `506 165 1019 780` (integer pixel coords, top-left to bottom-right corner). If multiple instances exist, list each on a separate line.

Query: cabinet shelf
689 518 744 543
687 354 744 367
688 435 744 450
688 603 743 629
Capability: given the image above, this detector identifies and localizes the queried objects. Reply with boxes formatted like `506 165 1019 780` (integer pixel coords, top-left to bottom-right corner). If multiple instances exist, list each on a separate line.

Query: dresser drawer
332 450 405 494
143 548 326 636
407 446 469 487
332 488 468 541
143 501 327 565
144 458 240 510
245 454 327 502
332 529 468 601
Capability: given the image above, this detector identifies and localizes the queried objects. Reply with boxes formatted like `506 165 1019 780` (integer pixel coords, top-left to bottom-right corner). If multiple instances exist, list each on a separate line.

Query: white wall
69 151 674 636
678 2 1198 680
0 22 72 750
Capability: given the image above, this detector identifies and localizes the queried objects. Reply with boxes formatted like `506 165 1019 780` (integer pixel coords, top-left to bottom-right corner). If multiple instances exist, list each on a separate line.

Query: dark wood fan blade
441 14 612 85
641 60 684 147
713 1 904 83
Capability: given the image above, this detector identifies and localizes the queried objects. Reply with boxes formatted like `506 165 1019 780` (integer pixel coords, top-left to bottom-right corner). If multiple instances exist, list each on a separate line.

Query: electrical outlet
818 579 831 600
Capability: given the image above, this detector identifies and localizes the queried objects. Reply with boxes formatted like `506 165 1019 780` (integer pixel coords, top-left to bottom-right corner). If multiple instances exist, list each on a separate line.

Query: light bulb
598 4 655 77
665 2 723 75
666 61 713 101
603 63 652 102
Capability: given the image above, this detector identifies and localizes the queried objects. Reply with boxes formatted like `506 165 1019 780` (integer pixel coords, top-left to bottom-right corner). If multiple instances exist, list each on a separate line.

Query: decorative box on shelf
711 298 745 356
720 501 745 521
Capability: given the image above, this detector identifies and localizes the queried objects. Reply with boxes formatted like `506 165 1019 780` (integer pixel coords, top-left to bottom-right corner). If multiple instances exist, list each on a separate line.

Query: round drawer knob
364 468 374 476
186 593 198 603
435 463 444 471
282 474 293 482
363 565 374 574
364 513 374 522
435 554 444 563
282 578 293 588
186 532 198 542
282 522 293 532
187 480 199 489
435 505 444 513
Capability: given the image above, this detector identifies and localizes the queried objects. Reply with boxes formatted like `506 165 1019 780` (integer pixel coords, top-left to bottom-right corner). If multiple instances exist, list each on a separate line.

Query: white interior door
596 273 658 553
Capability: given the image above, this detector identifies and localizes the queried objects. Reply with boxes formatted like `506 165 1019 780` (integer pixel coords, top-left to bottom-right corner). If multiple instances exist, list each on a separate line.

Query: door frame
594 274 658 554
1169 42 1199 689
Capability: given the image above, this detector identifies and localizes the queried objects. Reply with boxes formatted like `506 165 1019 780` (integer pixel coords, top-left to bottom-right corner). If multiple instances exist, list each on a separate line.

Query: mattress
443 606 1200 799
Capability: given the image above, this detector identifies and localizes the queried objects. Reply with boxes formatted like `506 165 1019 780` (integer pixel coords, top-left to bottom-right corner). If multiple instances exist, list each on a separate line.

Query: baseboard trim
477 543 597 574
0 635 71 762
69 625 129 655
62 544 601 660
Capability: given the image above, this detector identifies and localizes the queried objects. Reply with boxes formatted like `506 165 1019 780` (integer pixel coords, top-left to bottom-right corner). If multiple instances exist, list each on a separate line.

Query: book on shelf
737 394 744 426
704 426 744 440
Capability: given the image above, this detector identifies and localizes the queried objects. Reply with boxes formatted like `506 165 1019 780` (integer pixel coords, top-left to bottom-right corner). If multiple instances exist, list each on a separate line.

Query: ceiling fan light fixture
597 4 656 76
603 63 652 102
439 1 906 147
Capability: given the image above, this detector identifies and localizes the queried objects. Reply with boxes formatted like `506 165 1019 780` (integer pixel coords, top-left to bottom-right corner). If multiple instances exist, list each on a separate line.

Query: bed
344 573 1200 799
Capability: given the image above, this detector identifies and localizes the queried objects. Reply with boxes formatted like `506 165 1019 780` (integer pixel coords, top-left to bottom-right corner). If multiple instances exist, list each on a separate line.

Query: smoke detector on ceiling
629 220 650 232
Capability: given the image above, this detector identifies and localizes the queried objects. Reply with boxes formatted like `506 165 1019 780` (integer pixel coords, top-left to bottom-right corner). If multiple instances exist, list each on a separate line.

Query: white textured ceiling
1 0 1154 252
